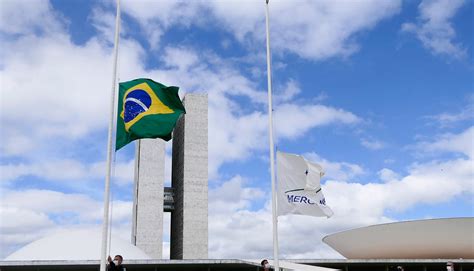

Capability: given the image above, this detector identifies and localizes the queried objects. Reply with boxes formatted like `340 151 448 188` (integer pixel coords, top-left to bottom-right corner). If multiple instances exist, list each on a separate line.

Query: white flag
277 152 333 217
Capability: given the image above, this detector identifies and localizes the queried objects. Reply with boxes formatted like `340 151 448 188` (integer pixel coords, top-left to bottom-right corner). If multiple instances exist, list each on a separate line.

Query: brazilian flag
115 78 185 150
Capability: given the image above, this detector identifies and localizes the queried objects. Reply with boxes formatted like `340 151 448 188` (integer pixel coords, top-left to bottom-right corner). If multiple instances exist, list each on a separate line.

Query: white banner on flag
277 152 333 218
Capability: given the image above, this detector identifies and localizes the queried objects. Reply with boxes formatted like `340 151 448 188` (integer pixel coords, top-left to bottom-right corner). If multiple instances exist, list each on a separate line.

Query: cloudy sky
1 0 473 260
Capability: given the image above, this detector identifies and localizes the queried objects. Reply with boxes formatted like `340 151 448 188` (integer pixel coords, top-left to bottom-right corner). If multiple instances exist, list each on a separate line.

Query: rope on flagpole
264 1 280 271
100 0 120 270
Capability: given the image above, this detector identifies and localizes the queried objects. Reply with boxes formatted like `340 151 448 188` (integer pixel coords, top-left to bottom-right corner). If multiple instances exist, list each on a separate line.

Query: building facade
131 93 208 259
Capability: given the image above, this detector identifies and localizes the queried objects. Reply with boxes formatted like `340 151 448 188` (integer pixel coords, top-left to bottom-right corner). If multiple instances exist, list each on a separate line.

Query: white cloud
0 207 56 259
209 156 473 258
415 126 474 159
1 36 129 156
274 104 360 140
2 189 100 219
91 160 135 186
0 207 54 238
0 2 151 158
0 130 35 156
90 6 119 45
402 0 467 59
0 0 63 36
360 138 386 150
208 107 265 177
0 188 133 258
162 47 200 71
430 108 474 126
208 134 473 258
1 189 132 224
378 168 400 183
330 159 472 216
120 0 206 49
206 100 360 179
7 0 472 261
1 160 88 183
120 0 401 60
209 175 265 215
207 126 474 258
1 1 364 184
304 152 365 182
133 46 362 179
211 0 402 60
427 101 474 127
1 159 134 186
209 208 273 258
208 176 344 258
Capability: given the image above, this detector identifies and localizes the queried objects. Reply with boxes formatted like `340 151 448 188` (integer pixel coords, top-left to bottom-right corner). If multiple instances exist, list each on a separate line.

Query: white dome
5 228 151 261
323 217 474 259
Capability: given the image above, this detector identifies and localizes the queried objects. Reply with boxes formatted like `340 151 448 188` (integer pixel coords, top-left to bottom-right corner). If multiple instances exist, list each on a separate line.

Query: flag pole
100 0 120 270
264 1 280 270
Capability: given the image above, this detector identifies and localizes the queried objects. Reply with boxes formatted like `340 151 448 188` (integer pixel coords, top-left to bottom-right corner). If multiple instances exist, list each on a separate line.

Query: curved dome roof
5 228 151 261
323 217 474 259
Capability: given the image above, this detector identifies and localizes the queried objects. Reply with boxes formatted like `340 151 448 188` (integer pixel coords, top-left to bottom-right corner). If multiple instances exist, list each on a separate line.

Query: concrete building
131 93 208 259
323 217 474 259
170 94 208 259
3 94 473 271
131 138 165 259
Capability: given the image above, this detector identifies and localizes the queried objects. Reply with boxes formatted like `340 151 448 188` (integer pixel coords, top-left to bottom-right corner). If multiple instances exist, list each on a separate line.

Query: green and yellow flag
115 78 185 150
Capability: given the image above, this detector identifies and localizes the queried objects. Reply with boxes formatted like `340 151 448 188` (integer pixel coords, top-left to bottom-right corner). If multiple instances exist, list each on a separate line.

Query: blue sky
1 0 473 259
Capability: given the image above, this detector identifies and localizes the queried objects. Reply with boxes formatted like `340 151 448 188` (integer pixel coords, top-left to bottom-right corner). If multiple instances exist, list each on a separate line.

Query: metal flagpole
264 1 280 271
100 0 120 270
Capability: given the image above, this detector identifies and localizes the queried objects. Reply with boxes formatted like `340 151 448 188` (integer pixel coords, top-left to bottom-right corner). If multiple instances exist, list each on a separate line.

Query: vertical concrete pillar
131 139 164 259
170 93 208 259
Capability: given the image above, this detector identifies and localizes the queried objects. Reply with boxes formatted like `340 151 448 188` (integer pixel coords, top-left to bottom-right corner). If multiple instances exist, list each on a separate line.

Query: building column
131 139 165 259
170 93 208 259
